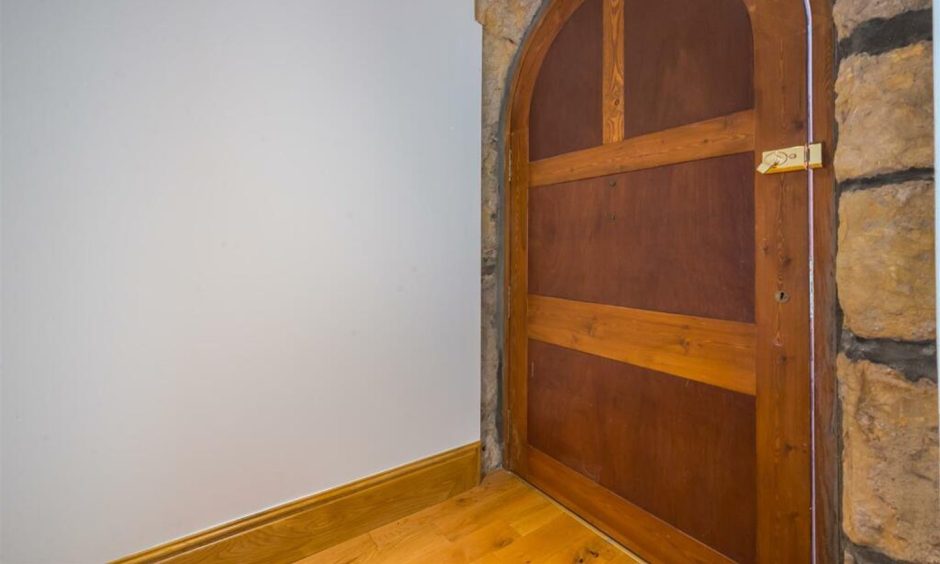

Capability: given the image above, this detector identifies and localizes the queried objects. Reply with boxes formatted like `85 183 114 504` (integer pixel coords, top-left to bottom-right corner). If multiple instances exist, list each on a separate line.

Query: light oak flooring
295 471 640 564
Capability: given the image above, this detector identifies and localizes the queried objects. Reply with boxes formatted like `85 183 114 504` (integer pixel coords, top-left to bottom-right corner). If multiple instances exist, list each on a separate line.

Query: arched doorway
502 0 836 561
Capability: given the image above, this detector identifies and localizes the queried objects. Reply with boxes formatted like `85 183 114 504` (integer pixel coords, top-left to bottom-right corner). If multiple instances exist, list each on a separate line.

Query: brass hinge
756 143 824 175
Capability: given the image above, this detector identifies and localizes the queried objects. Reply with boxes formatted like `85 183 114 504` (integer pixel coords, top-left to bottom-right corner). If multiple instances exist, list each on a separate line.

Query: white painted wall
0 2 481 562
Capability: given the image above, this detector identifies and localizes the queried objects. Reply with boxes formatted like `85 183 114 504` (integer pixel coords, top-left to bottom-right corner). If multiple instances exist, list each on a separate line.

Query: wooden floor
295 471 640 563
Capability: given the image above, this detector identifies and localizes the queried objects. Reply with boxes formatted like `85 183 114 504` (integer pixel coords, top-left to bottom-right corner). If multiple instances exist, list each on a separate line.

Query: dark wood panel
528 153 755 322
524 446 734 564
529 0 602 160
527 340 756 563
623 0 753 138
527 294 756 395
530 111 754 187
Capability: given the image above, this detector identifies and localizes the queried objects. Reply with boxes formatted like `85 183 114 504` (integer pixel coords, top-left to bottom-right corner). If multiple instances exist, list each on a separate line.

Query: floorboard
294 471 640 563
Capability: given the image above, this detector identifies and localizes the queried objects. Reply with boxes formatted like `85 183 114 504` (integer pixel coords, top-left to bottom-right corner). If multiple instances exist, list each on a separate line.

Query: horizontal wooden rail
527 295 756 395
529 110 755 187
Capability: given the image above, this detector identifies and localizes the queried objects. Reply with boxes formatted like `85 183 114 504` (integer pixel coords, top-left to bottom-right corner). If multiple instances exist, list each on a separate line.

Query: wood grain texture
524 446 734 564
113 443 480 564
296 471 640 564
529 0 602 160
505 0 588 479
508 0 586 133
505 0 830 560
529 153 756 323
601 0 624 144
623 0 753 138
527 340 757 562
809 0 839 561
529 110 754 187
527 295 756 395
507 128 530 474
753 0 813 560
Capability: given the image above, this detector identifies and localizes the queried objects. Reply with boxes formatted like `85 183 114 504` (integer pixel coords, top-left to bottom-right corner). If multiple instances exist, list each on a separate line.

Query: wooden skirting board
113 442 481 564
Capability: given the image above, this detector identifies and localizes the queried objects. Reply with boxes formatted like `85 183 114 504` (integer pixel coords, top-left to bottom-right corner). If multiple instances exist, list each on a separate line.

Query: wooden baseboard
113 442 481 564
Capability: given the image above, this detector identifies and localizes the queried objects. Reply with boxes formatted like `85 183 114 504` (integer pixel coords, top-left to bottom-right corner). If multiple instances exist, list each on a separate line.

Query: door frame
501 1 837 562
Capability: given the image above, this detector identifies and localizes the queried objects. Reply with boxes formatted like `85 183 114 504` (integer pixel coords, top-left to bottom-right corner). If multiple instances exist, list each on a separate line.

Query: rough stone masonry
477 1 939 561
835 0 938 561
476 0 543 473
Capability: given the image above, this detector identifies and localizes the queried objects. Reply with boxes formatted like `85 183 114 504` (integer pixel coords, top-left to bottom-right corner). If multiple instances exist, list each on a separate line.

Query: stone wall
834 1 938 562
478 2 939 560
476 0 543 472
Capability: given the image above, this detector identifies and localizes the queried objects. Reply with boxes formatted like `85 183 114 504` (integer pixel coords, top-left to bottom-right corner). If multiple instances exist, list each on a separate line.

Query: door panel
507 0 816 561
528 155 756 322
529 0 603 160
527 340 757 563
623 0 754 138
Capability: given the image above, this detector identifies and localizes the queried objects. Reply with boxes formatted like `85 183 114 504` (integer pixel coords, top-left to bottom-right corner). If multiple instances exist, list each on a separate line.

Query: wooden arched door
505 0 832 562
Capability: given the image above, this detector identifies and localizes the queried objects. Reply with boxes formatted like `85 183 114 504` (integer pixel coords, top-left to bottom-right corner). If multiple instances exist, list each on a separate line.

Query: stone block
834 0 931 39
479 0 541 472
477 0 541 44
839 355 940 563
837 180 935 341
835 42 933 181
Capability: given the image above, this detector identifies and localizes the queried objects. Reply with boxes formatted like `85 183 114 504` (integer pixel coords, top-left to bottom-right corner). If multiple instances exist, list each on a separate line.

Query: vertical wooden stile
602 0 625 144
